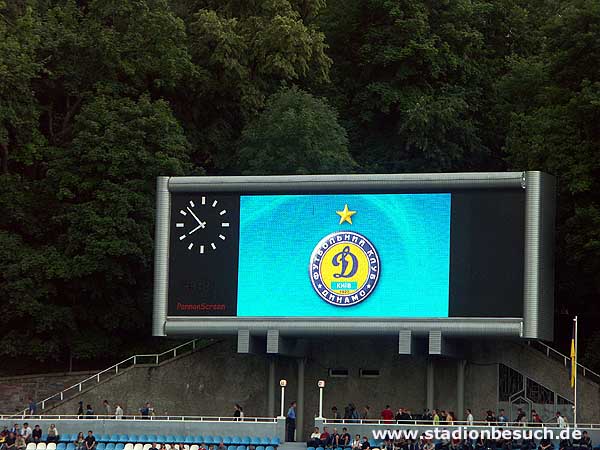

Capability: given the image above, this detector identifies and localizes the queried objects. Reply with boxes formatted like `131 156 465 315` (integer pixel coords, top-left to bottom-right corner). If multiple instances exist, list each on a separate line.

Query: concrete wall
5 338 597 442
0 371 96 415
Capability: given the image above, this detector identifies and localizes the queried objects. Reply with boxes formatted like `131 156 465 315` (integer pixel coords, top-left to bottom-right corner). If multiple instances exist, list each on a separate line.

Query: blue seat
232 438 242 445
315 447 323 450
336 447 343 450
184 437 195 445
156 437 166 444
70 434 79 442
256 447 265 450
250 438 261 446
266 446 276 450
106 444 115 450
228 446 236 450
146 437 157 445
213 438 224 445
109 435 119 444
175 437 186 443
271 438 281 446
115 444 125 450
307 447 314 450
260 439 270 446
223 438 233 445
118 436 128 444
100 435 110 443
165 436 176 444
129 436 138 443
59 435 69 443
196 437 206 445
237 446 246 450
242 438 251 445
57 444 66 450
138 436 148 444
97 444 106 450
66 444 75 450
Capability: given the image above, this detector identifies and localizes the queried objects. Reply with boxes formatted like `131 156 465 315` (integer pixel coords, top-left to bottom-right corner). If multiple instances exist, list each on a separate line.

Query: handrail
320 418 600 428
0 414 278 423
527 340 600 384
20 339 205 416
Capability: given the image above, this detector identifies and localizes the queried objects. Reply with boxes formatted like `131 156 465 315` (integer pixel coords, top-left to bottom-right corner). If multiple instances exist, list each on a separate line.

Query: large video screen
166 189 525 318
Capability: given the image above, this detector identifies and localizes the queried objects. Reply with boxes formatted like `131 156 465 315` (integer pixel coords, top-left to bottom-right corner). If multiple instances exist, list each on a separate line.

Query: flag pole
574 315 578 427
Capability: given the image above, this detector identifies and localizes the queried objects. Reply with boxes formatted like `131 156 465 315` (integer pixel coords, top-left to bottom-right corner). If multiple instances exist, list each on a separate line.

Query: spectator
286 401 297 442
466 409 474 426
423 439 435 450
140 402 152 419
331 429 340 448
47 425 59 443
14 435 25 450
432 410 440 425
395 408 404 421
308 427 320 447
84 431 96 450
77 401 84 418
559 439 571 450
577 431 592 450
319 427 330 447
233 404 244 420
102 400 112 417
21 424 32 443
199 444 207 450
485 410 496 423
341 428 351 447
361 405 370 419
115 404 123 420
27 399 37 416
381 405 394 423
361 437 371 450
75 433 85 450
556 412 567 428
515 409 526 425
1 426 9 439
85 404 94 418
10 425 19 436
4 432 16 450
422 409 432 423
539 440 553 450
447 411 456 425
352 435 361 450
159 445 167 450
440 410 448 424
216 442 226 450
149 444 159 450
31 426 42 444
498 409 508 424
331 406 340 421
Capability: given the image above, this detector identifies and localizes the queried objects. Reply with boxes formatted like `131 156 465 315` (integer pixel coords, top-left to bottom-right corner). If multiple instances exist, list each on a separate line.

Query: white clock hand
189 222 205 234
187 207 203 225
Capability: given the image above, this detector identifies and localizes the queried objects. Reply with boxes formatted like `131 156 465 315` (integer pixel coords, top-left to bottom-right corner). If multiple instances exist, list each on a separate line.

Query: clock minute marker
219 234 226 240
200 245 204 254
189 200 195 207
221 222 229 227
212 200 218 207
188 243 194 250
201 196 206 205
179 235 187 240
179 210 187 216
211 242 216 250
176 223 184 228
219 209 226 215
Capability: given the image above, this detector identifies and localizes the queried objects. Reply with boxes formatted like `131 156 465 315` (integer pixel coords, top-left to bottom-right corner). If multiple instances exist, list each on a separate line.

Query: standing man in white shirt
466 409 474 426
21 423 33 442
556 411 567 428
115 403 124 419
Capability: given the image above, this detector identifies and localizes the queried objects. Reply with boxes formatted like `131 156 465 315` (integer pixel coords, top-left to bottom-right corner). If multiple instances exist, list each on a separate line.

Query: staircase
527 340 600 384
15 339 210 415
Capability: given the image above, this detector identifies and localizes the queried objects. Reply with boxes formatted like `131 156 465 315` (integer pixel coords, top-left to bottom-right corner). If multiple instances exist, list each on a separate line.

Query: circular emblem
309 231 380 307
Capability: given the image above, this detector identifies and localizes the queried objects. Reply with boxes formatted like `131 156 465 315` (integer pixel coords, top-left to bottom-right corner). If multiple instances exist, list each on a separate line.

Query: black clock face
174 196 231 254
167 193 240 316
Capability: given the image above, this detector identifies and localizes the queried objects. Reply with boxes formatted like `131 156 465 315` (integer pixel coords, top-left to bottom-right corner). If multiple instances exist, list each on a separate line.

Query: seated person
559 440 572 450
15 435 26 450
352 436 362 450
361 438 370 450
538 440 553 450
341 429 352 447
84 431 96 450
308 428 321 447
331 429 341 448
4 432 17 450
47 425 59 443
199 444 207 450
31 426 42 444
320 428 331 448
575 433 591 450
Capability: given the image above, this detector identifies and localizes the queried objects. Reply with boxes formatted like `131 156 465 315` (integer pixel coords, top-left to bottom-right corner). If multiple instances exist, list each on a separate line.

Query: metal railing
320 418 600 428
0 414 278 423
18 339 206 416
527 340 600 384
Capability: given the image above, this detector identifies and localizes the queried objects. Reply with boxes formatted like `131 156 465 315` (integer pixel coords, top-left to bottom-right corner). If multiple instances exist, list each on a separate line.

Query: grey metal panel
398 330 414 355
152 177 171 336
429 331 443 355
267 329 280 354
522 171 556 340
237 330 251 353
168 172 524 192
164 317 522 337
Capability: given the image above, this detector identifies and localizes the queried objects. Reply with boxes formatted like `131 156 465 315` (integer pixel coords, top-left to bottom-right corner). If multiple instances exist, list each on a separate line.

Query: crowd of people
0 425 98 450
306 426 593 450
327 405 569 426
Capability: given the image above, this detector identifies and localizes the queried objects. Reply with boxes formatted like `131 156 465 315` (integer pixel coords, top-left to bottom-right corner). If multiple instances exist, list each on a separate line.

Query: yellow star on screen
336 204 357 224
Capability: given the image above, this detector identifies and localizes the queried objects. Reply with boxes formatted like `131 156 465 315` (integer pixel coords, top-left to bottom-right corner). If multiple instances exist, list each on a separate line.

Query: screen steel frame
153 172 555 340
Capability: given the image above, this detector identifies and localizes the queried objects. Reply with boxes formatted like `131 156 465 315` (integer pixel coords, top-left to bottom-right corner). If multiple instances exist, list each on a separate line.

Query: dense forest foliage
1 0 600 373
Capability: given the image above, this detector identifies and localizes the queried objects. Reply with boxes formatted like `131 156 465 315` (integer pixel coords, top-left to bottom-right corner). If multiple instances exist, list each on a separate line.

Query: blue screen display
237 193 451 317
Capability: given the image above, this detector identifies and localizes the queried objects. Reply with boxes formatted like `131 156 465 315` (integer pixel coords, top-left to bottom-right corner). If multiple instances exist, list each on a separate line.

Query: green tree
238 87 354 175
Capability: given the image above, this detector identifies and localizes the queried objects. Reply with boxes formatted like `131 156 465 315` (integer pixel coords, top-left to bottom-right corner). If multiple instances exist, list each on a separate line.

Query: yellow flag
570 325 576 388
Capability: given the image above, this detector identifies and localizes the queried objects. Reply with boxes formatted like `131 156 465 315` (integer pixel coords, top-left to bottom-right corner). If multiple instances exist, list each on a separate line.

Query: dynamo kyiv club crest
309 231 380 306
